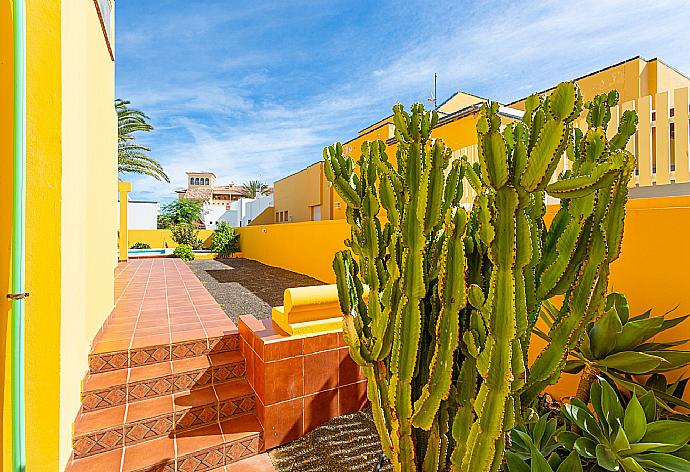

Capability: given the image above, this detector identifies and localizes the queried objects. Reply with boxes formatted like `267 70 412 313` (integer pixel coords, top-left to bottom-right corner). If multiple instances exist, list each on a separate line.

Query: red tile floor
65 257 367 471
66 259 273 471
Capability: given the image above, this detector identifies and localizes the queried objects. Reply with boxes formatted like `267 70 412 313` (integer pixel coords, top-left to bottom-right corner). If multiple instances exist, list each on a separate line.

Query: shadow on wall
206 259 324 306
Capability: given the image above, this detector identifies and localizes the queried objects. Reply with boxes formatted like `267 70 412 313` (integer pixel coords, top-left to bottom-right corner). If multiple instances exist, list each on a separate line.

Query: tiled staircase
66 331 263 472
65 259 265 472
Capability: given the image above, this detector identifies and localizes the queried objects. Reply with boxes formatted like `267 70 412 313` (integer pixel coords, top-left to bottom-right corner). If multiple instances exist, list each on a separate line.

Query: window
195 178 200 185
205 178 210 185
190 178 194 185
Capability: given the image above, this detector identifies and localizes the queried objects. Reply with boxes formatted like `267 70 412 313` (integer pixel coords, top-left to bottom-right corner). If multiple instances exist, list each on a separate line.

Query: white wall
127 201 160 230
242 194 273 226
202 202 230 229
215 195 274 228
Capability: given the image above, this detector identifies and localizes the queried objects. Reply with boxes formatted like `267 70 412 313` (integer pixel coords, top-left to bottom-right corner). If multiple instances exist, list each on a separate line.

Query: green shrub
210 222 240 257
130 242 151 249
171 244 194 261
170 223 202 249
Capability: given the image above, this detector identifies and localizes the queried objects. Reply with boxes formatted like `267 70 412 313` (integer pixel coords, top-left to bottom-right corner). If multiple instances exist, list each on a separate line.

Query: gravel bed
186 258 324 323
269 409 391 472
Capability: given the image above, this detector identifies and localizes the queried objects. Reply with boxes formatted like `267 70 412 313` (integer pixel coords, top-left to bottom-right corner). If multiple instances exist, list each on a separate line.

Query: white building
216 194 274 228
117 199 160 230
175 171 273 229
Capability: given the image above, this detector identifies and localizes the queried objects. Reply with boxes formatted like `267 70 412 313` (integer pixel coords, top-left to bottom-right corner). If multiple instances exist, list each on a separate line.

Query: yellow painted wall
273 162 324 223
0 1 14 469
238 196 690 401
431 113 480 150
1 1 117 469
437 91 485 114
237 220 350 283
510 57 690 111
59 0 117 468
24 0 63 469
128 229 216 249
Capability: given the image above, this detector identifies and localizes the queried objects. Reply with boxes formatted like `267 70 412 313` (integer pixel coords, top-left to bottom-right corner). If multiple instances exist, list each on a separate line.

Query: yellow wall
0 1 14 469
510 57 690 111
273 162 325 223
1 1 117 469
24 1 63 469
237 196 690 401
59 0 117 468
128 229 216 249
237 220 350 283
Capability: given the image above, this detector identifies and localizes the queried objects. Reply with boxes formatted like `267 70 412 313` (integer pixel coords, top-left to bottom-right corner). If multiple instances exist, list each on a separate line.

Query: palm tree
239 180 270 198
117 99 170 182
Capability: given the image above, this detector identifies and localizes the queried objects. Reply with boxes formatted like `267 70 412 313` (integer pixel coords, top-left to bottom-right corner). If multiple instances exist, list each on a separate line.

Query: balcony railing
454 87 690 204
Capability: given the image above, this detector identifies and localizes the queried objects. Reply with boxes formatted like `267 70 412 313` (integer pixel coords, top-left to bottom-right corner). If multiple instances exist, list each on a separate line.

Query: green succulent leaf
623 394 647 443
598 351 667 374
595 444 619 471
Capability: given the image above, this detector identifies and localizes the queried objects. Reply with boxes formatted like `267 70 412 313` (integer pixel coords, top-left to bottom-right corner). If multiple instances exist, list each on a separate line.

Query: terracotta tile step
73 380 256 459
66 415 263 472
88 332 240 374
82 351 246 412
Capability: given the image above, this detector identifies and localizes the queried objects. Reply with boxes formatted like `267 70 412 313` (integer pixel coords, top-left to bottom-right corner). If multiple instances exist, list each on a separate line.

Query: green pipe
12 0 27 470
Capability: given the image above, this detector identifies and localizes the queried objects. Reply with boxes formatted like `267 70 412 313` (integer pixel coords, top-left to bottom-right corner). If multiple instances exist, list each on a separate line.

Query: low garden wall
237 195 690 401
237 220 349 283
127 229 215 249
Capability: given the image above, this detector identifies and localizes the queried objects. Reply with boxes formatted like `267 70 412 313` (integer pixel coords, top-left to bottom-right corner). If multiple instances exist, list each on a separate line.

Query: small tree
210 222 240 257
170 223 202 249
160 199 203 228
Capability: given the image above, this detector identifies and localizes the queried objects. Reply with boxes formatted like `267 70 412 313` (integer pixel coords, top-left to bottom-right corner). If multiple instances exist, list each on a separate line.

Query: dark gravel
186 258 324 323
269 408 391 472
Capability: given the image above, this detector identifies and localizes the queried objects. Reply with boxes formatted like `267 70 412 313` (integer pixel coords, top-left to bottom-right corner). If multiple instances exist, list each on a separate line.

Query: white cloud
120 0 690 201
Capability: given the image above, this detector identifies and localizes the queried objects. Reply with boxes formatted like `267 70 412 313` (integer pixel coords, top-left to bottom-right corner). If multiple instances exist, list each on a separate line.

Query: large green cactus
326 84 637 472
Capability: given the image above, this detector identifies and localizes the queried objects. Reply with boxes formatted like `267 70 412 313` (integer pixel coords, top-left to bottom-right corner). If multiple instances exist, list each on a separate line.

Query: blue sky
116 0 690 201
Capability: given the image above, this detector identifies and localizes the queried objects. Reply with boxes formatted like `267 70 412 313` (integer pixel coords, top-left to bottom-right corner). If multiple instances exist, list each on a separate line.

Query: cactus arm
365 362 396 465
523 225 609 403
462 186 519 471
536 196 595 300
412 209 468 429
609 110 638 150
449 357 478 470
605 153 634 262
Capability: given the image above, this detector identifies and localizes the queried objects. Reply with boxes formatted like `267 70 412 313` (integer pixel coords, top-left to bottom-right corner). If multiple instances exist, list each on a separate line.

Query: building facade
271 56 690 223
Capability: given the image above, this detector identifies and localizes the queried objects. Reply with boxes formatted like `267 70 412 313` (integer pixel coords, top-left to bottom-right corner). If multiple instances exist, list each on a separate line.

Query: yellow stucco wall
24 1 63 468
237 196 690 401
237 220 349 283
128 229 216 249
273 162 325 223
510 57 690 111
59 0 117 468
1 1 117 469
0 1 14 469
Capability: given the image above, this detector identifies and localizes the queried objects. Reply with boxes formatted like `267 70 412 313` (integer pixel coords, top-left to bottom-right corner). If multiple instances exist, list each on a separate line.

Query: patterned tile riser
81 361 246 412
72 395 256 458
88 334 240 374
127 435 260 472
176 435 261 472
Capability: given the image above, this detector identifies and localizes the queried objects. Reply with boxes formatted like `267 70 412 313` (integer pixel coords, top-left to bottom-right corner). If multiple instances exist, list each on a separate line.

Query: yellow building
271 56 690 221
1 1 116 470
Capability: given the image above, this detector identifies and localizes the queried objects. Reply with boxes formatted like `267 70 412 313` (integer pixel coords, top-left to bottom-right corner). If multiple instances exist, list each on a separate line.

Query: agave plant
506 432 583 472
541 292 690 406
507 413 569 469
557 381 690 471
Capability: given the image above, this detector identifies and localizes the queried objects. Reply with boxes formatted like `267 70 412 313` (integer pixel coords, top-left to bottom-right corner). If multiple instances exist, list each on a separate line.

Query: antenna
434 73 438 110
427 73 438 110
